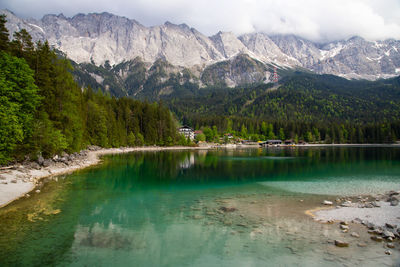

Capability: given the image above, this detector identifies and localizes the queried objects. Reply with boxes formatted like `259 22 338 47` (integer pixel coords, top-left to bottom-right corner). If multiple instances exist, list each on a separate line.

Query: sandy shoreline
0 146 214 209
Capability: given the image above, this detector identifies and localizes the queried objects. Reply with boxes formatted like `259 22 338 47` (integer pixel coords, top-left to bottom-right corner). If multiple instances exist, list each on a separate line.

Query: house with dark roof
178 126 194 140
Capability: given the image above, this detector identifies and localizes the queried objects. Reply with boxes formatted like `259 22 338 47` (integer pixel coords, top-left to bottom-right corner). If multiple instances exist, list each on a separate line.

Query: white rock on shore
314 201 400 227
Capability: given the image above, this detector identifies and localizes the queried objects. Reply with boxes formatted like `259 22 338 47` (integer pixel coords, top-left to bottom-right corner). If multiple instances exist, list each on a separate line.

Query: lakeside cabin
259 140 283 146
266 140 283 146
284 139 295 146
178 126 195 140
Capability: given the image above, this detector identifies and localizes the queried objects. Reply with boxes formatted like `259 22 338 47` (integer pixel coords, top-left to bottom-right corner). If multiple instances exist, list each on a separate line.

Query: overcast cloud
1 0 400 42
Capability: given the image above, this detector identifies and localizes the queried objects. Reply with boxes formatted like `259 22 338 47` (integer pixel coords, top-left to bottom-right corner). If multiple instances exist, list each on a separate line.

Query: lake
1 146 400 266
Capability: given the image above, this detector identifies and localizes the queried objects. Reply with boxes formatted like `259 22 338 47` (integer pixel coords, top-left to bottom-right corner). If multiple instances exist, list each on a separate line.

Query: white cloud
1 0 400 42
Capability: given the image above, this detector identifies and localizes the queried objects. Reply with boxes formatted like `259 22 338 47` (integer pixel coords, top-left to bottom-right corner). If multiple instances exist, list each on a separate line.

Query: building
284 139 295 145
265 139 283 146
178 126 194 140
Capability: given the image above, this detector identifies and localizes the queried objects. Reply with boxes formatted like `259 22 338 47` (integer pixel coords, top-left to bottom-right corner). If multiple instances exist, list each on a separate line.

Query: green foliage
127 132 136 147
135 133 145 146
178 134 188 146
0 18 180 165
240 124 248 139
29 111 68 158
266 123 275 140
305 131 313 142
202 127 214 142
195 133 206 142
279 128 285 141
0 51 40 164
10 29 34 61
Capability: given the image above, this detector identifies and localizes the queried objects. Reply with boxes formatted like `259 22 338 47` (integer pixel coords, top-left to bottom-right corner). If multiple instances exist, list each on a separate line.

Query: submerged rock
371 236 383 242
334 240 349 247
387 243 395 249
350 232 360 238
219 206 237 212
322 200 333 205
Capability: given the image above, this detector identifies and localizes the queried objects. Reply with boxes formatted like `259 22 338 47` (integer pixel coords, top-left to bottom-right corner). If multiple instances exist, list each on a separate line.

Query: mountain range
2 9 400 83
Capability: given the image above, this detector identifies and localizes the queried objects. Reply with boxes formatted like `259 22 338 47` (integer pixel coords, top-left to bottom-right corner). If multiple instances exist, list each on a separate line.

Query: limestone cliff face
201 54 270 87
2 9 400 82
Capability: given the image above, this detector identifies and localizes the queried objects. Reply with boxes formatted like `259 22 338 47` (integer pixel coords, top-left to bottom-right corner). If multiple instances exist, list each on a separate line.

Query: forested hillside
167 73 400 122
0 15 180 165
165 73 400 144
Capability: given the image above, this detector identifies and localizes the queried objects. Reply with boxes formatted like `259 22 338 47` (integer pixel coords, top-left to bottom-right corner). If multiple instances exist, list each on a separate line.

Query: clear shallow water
1 147 400 266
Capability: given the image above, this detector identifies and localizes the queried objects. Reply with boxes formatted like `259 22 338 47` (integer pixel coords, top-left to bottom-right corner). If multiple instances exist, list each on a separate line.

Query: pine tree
279 128 285 141
0 15 9 51
127 132 136 147
241 124 248 139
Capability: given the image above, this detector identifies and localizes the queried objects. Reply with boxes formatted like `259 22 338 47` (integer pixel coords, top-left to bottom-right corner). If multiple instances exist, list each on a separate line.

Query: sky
1 0 400 42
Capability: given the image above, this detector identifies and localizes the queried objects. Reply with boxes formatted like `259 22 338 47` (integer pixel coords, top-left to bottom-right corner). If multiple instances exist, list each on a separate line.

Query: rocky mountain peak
1 10 399 80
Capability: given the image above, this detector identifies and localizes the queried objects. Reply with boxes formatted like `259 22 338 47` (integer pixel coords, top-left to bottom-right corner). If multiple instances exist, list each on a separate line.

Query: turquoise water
1 147 400 266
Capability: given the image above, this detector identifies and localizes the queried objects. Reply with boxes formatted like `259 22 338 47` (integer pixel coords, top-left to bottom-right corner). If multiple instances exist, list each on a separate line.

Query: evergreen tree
267 123 275 140
0 14 9 51
202 126 213 142
279 128 285 141
305 131 313 142
127 132 136 147
241 124 248 139
10 29 34 62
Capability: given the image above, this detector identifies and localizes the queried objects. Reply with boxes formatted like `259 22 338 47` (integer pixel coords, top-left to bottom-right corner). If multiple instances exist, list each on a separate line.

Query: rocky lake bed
1 147 400 266
178 189 400 265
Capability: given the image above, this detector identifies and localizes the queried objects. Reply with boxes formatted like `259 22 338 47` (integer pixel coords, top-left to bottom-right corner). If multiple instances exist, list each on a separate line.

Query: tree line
187 116 399 144
0 15 181 165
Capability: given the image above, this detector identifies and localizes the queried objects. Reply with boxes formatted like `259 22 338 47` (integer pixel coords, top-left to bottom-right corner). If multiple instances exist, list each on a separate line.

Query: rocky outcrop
201 53 270 87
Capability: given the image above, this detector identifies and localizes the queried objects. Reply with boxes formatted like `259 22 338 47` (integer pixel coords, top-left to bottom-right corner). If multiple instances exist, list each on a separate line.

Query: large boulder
42 159 54 167
37 155 44 166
